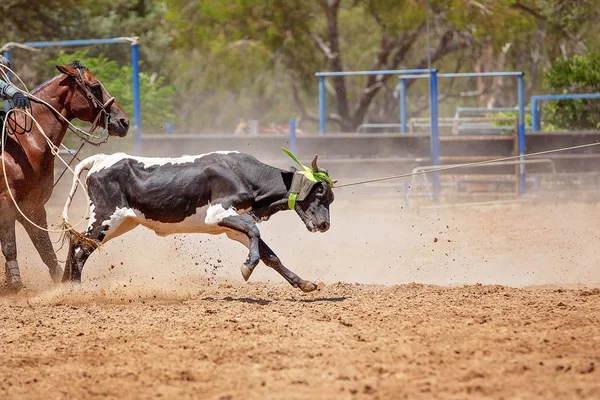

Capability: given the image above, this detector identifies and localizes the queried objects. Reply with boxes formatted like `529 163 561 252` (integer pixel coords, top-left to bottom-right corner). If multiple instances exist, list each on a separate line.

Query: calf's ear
311 154 319 171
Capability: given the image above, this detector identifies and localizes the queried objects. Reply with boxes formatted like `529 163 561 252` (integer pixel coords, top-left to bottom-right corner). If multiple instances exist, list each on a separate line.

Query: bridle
4 65 116 146
49 67 118 187
71 66 116 143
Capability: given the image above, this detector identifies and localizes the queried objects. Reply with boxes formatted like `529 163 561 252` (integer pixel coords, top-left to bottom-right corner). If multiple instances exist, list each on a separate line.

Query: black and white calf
61 151 334 292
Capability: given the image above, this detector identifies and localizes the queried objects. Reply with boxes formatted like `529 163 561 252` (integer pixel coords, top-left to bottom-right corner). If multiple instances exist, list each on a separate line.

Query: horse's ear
56 64 78 77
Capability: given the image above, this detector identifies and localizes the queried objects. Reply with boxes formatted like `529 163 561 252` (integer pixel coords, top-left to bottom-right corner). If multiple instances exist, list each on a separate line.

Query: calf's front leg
258 239 319 293
218 215 261 280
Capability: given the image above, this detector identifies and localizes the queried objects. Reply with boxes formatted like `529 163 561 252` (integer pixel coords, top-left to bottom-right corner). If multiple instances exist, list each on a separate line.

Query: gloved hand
12 92 30 109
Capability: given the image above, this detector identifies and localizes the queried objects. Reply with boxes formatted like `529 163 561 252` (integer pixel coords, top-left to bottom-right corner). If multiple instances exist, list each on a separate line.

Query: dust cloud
19 139 595 302
12 189 600 305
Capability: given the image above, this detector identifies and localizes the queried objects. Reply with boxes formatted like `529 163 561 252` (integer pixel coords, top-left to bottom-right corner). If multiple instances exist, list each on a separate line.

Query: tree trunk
321 0 351 130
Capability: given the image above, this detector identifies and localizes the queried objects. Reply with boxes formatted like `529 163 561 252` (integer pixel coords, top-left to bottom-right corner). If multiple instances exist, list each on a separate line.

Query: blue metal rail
315 67 441 199
21 38 134 48
532 93 600 132
395 71 526 197
316 68 432 135
440 72 523 78
315 69 431 77
316 69 527 201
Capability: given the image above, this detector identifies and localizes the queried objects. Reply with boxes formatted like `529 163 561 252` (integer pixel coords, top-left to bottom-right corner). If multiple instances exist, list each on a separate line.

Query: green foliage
4 0 599 132
48 50 176 132
542 53 600 130
488 109 533 127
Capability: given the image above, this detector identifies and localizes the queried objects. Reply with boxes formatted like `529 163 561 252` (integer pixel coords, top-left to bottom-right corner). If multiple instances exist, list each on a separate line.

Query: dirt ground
1 197 600 399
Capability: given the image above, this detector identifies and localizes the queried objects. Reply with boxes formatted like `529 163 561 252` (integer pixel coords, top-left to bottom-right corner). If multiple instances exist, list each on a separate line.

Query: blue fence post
429 69 440 202
532 98 539 132
131 40 142 155
3 49 12 111
289 118 297 168
400 78 407 134
518 74 526 197
318 76 326 135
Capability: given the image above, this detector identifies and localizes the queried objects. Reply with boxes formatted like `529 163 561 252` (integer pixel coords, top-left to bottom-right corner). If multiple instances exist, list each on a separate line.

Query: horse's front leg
17 206 63 284
0 208 23 292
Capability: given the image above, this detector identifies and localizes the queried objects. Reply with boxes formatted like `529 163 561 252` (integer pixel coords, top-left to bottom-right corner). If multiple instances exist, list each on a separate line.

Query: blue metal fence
532 93 600 132
315 68 441 200
316 69 527 200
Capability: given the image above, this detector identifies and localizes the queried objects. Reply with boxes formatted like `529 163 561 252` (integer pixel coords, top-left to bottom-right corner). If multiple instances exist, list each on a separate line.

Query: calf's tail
61 154 107 228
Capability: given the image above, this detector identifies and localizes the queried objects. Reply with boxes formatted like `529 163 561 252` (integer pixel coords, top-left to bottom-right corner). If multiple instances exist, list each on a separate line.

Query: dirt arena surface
1 198 600 399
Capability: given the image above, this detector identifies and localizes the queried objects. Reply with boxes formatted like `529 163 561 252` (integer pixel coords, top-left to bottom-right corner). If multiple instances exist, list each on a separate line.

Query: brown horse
0 62 129 292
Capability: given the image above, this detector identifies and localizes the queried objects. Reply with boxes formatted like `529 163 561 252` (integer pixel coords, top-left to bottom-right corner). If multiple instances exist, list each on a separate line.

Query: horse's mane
30 60 89 95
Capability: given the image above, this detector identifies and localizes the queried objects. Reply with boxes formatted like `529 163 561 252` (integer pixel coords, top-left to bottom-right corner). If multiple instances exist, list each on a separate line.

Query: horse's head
56 62 129 137
291 155 335 233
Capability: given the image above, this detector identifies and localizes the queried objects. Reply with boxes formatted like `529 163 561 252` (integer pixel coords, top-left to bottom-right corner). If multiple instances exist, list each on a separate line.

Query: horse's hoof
9 280 24 292
299 281 319 293
241 264 253 282
0 280 24 295
50 267 64 284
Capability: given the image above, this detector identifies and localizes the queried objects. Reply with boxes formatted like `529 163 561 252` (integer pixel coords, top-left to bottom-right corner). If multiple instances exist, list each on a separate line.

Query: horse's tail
61 154 107 227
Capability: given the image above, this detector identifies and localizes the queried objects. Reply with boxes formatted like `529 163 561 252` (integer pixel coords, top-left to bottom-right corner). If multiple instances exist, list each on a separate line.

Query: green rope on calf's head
287 192 298 210
282 148 335 186
282 148 335 209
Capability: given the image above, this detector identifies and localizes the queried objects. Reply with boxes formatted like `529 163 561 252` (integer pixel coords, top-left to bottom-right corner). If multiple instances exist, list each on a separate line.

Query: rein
2 63 113 146
72 66 115 143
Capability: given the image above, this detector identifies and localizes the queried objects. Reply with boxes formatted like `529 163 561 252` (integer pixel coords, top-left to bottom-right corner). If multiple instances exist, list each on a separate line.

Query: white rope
1 66 92 233
1 108 92 233
335 141 600 188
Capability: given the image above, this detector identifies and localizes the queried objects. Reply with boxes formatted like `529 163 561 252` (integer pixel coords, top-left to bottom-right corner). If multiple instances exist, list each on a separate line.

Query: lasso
1 64 97 233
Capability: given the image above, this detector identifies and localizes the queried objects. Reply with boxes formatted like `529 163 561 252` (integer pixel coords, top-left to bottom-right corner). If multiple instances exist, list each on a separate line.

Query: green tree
2 0 171 103
542 52 600 130
49 50 176 131
166 0 600 132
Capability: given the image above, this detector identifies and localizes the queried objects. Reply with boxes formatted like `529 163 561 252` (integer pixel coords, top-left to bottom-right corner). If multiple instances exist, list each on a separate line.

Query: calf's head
288 154 335 233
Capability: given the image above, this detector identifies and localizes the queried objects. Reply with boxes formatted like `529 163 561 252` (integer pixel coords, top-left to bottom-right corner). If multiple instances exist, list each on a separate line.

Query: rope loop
1 65 94 233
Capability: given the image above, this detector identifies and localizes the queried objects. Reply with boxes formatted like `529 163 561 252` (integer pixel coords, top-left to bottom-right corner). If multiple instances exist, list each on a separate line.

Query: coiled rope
1 65 96 233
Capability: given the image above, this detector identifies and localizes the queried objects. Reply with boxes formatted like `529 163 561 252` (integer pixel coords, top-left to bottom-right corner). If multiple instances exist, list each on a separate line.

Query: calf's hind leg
63 235 98 283
63 207 139 283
